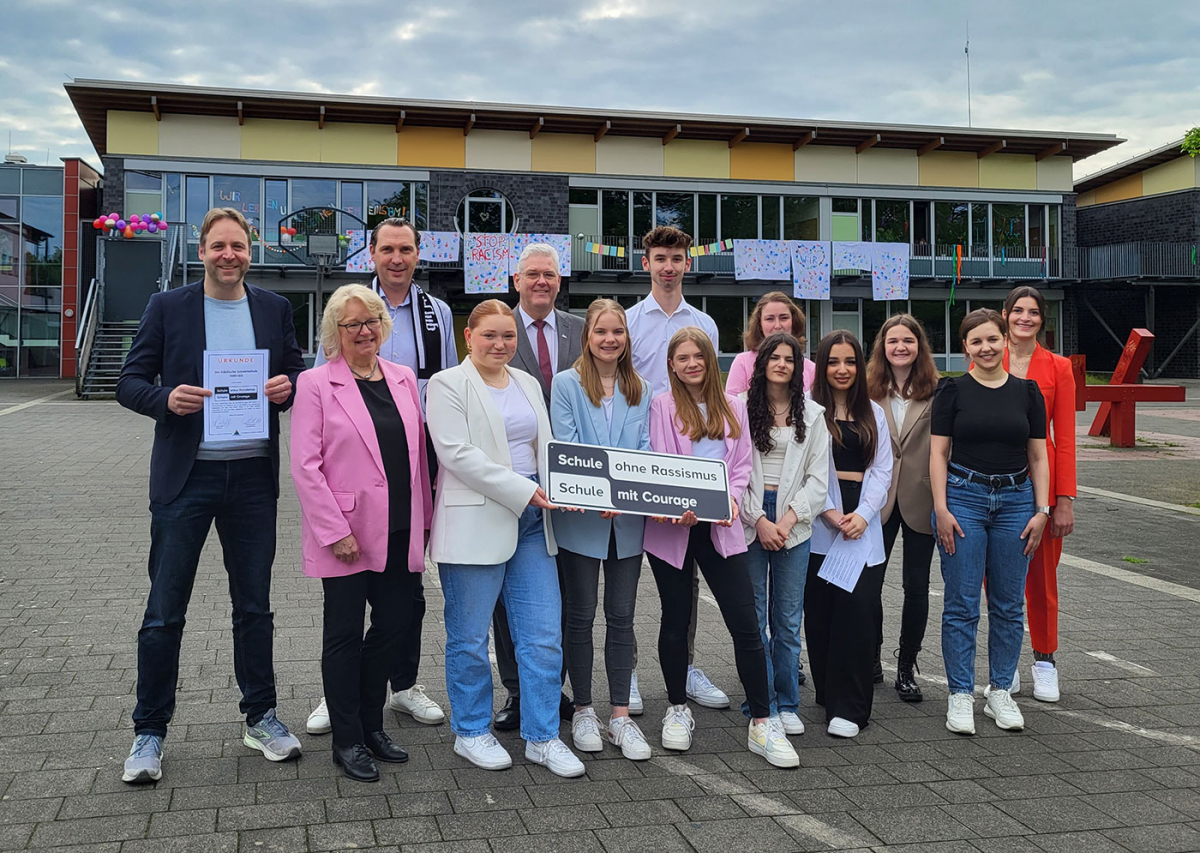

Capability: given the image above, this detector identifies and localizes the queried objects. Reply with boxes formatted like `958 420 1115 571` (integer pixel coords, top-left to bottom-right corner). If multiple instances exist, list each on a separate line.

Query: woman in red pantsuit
1001 285 1076 703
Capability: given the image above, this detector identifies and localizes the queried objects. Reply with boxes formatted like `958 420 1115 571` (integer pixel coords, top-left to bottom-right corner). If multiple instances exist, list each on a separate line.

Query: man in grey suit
492 242 585 731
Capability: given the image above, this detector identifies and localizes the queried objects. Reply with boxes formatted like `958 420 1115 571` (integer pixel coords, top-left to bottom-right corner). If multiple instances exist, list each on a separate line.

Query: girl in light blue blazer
550 299 653 761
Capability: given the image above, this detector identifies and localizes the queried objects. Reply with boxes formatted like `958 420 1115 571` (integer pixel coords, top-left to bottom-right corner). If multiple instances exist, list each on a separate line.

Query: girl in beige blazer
866 314 940 703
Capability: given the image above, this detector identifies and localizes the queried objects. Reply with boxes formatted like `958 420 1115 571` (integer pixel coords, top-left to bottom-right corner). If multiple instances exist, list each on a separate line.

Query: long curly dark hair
747 333 807 454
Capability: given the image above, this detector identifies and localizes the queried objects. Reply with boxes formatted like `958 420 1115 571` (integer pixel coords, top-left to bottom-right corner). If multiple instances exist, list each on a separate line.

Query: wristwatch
1036 505 1052 517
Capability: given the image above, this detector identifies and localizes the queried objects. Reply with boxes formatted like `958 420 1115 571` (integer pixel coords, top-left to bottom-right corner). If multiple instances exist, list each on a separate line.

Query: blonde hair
320 284 393 362
199 207 252 247
744 291 807 351
575 299 644 408
667 327 741 441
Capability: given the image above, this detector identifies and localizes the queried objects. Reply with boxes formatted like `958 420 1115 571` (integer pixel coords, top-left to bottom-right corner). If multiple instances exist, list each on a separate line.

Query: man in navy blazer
116 208 307 784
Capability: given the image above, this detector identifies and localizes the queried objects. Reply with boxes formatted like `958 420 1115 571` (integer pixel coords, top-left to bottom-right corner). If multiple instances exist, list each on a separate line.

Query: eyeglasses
338 318 383 334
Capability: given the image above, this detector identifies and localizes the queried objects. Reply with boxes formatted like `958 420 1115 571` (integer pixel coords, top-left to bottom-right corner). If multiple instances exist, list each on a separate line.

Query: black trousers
648 523 770 718
390 578 426 693
880 509 936 658
322 529 418 747
804 480 885 728
493 558 569 697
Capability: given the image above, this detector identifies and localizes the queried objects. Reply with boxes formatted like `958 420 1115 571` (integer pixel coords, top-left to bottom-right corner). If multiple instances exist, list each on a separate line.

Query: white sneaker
571 707 604 752
984 688 1025 731
454 734 512 770
946 693 976 735
686 666 730 709
306 698 331 735
388 685 445 724
661 704 695 751
826 717 859 738
526 738 586 778
628 670 644 716
985 668 1022 700
608 716 652 760
749 717 800 767
778 711 805 736
1031 662 1060 702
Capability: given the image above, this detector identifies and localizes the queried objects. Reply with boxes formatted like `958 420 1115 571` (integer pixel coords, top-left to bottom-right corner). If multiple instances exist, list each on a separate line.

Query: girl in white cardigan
739 333 830 737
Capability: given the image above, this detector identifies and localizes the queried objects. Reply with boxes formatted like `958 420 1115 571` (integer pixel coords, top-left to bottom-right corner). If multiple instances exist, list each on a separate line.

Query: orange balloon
123 225 135 238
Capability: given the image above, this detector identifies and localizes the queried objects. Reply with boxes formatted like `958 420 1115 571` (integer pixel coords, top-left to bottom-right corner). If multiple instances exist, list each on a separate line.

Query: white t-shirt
488 382 539 478
601 393 615 431
691 403 726 461
890 392 910 431
761 425 789 486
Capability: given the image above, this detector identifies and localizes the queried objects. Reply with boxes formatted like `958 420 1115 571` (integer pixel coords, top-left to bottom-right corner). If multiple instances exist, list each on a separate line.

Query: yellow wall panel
729 142 793 181
978 153 1036 190
531 133 596 173
397 126 465 168
918 151 978 188
1142 155 1197 197
241 119 320 162
795 145 857 184
857 148 918 186
466 130 532 171
107 110 159 156
1075 190 1097 208
664 139 730 179
158 114 240 159
1035 155 1073 191
320 122 396 165
595 136 663 177
1094 173 1143 204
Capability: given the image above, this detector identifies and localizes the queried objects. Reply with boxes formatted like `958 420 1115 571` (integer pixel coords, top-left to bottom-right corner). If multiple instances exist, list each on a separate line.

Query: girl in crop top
930 309 1048 738
805 331 893 739
739 333 830 737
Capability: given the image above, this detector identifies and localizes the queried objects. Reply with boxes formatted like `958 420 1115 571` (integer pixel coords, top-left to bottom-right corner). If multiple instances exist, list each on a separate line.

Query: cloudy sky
3 0 1197 179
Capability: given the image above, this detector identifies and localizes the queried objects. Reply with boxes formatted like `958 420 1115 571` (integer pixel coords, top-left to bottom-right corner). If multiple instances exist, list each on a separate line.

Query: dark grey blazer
512 308 585 405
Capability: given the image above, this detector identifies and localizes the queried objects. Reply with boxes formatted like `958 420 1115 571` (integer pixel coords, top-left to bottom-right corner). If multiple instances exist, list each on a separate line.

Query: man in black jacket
116 207 307 783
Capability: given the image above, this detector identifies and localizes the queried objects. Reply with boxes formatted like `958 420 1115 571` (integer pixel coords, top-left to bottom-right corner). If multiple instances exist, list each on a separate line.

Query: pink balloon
130 214 141 223
158 222 168 231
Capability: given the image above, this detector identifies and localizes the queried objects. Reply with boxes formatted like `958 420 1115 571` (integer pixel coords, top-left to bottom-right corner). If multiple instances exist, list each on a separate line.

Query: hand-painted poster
733 239 792 281
791 241 831 300
872 242 911 301
420 231 460 263
465 233 511 294
508 234 572 277
344 230 371 272
832 241 873 272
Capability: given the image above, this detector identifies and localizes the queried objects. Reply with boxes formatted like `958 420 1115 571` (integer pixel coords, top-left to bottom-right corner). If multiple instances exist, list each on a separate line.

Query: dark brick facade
428 171 569 234
1076 189 1200 246
1068 284 1200 378
100 156 125 216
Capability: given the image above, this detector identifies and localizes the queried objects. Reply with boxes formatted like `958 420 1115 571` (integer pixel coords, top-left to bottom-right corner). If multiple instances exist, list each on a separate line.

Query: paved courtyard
1 379 1199 853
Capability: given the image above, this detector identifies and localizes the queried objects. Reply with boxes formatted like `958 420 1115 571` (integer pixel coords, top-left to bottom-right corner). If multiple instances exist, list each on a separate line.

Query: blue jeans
134 458 278 737
439 504 562 742
936 465 1033 695
742 490 809 717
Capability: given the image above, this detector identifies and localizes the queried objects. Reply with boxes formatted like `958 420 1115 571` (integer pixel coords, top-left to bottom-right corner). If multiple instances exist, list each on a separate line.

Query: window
697 194 717 243
125 171 162 217
212 175 262 230
912 201 931 253
720 194 757 239
862 298 890 353
875 200 909 243
832 198 857 213
911 300 947 355
633 192 652 238
1049 206 1060 250
992 204 1024 251
365 181 409 229
185 176 210 241
935 202 968 249
20 170 62 196
949 299 967 354
1028 204 1046 250
655 192 694 235
413 183 428 230
0 169 18 194
569 188 597 205
861 200 873 240
340 182 364 220
703 296 744 354
783 197 819 240
165 174 182 222
761 196 780 239
291 179 337 214
21 195 62 289
601 190 628 237
970 203 989 255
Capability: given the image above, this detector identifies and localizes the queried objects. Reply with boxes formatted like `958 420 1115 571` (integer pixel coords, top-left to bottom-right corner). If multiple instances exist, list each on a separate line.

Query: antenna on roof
965 22 972 128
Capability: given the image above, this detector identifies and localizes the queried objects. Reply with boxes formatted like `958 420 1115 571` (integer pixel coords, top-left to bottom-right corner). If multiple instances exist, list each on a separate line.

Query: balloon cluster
280 224 298 237
92 212 168 239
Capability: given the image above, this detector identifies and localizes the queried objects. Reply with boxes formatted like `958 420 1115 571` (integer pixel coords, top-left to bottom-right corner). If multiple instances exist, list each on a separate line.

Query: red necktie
533 319 554 388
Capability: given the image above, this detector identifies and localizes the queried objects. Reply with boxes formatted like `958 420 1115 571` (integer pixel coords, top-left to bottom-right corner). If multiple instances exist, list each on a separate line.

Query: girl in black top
931 309 1049 738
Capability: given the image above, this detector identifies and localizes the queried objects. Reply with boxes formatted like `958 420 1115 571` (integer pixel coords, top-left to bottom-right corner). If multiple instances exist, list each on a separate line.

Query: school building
56 79 1127 390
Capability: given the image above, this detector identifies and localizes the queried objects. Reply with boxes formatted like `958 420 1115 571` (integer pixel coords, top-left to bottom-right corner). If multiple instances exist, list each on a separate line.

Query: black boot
364 731 409 764
332 743 379 782
894 649 922 703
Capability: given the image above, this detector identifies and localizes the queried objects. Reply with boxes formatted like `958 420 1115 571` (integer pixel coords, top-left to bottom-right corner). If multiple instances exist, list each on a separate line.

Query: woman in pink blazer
645 327 798 769
291 284 432 784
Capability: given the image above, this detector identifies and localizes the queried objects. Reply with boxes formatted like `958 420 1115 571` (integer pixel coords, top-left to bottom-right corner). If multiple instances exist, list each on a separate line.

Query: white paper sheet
816 531 871 593
202 349 270 443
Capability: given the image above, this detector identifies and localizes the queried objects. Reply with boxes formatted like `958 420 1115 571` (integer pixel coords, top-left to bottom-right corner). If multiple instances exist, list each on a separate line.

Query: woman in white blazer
425 300 584 780
806 331 893 740
738 333 830 738
549 298 653 761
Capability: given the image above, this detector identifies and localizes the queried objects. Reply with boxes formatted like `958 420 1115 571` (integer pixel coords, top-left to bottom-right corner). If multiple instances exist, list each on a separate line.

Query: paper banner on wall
832 241 873 272
508 234 572 277
872 242 910 301
465 233 512 294
421 231 460 263
733 239 792 281
344 230 371 272
791 240 832 300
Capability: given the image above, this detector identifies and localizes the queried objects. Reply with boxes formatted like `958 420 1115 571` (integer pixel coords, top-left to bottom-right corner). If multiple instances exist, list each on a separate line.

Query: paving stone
774 811 881 851
434 808 526 841
677 816 803 853
1027 830 1129 853
216 800 324 832
489 830 602 853
850 805 974 846
123 838 239 853
994 797 1125 834
27 813 149 847
593 824 695 853
388 790 454 817
596 798 688 827
446 786 531 813
940 802 1034 837
371 816 443 846
307 819 376 851
147 808 218 837
518 802 609 833
236 825 309 853
1101 823 1200 853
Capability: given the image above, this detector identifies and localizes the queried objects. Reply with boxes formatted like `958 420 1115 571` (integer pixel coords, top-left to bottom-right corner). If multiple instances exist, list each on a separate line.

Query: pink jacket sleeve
726 396 754 503
405 367 434 531
289 371 353 548
724 352 754 396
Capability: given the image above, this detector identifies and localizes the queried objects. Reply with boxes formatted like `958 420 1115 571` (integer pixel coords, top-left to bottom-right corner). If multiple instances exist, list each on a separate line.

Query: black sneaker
894 650 923 703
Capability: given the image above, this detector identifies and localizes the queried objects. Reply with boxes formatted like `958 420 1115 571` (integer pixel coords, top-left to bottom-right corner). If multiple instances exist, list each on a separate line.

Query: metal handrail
75 277 99 351
75 277 103 398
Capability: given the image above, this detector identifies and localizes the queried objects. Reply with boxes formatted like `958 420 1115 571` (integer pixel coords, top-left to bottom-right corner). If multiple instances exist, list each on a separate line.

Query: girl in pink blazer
290 285 432 784
645 327 798 769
